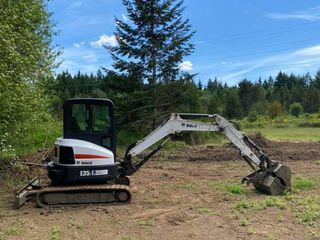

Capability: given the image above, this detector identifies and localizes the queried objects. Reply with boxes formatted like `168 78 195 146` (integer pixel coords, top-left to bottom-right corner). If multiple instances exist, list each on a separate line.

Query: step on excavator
15 98 291 208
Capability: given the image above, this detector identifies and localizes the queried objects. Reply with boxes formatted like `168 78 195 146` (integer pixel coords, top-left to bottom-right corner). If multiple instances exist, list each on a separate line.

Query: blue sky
49 0 320 85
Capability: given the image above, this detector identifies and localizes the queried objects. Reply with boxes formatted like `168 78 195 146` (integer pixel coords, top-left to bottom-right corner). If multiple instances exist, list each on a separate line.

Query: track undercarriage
15 177 131 209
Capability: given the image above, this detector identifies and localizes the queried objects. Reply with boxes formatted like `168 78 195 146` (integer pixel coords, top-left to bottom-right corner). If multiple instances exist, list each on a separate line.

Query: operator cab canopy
63 98 116 154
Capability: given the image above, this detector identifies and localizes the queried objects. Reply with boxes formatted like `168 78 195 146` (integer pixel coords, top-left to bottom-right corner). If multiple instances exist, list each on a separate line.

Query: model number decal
80 170 91 177
80 170 108 177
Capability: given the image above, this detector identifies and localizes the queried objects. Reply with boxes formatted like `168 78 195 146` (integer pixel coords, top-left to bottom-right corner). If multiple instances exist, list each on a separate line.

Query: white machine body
54 138 115 166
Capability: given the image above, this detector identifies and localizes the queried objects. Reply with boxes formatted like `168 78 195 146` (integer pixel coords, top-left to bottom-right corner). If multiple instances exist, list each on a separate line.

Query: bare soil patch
1 139 320 240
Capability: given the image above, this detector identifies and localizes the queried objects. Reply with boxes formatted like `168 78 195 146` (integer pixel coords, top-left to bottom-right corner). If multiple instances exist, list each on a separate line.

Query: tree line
49 69 320 130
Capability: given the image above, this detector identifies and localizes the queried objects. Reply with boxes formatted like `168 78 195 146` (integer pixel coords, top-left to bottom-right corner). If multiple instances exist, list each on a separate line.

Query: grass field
245 127 320 142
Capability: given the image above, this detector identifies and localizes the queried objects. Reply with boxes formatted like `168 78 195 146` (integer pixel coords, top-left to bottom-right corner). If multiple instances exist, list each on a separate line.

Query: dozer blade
15 177 41 209
242 164 291 195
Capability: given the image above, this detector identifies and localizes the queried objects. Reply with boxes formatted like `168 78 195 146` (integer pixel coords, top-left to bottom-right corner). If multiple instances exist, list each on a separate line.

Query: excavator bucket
242 163 291 195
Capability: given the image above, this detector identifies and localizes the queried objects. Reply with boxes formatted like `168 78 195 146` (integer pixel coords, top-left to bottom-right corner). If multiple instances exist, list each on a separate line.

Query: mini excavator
15 98 291 208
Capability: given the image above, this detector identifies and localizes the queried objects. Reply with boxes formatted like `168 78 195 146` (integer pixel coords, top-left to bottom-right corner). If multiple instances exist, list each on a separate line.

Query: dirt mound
247 132 269 148
168 145 240 162
167 139 320 164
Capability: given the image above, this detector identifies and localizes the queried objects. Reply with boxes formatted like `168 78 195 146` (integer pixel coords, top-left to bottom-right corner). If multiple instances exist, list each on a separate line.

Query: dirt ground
1 137 320 240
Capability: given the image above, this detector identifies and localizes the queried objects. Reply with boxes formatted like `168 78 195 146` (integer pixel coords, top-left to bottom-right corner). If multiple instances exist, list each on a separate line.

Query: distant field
245 127 320 142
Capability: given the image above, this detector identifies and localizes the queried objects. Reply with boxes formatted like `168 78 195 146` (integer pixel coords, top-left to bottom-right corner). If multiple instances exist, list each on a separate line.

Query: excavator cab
47 98 119 185
63 98 117 154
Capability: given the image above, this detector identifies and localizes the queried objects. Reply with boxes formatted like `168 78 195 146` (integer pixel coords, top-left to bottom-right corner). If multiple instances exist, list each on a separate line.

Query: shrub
289 102 303 118
268 101 283 118
247 110 258 122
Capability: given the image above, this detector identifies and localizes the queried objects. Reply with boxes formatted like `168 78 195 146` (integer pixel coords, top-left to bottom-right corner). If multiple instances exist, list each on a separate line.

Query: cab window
69 104 89 133
92 105 110 133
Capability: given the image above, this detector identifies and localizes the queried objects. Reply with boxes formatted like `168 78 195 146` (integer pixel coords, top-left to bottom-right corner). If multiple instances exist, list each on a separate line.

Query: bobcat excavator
15 98 291 208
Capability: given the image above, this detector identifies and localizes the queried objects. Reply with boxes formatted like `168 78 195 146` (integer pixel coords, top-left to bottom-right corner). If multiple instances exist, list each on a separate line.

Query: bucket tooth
242 164 291 195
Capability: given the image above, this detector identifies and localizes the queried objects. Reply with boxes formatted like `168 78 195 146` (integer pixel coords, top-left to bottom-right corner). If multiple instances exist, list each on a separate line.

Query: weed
209 181 246 195
292 177 315 191
185 183 197 191
250 201 267 211
0 194 4 209
13 121 62 157
170 182 198 191
267 235 277 240
225 161 239 168
137 219 155 227
240 218 250 227
235 196 287 213
195 207 211 214
236 200 249 213
122 237 134 240
6 225 21 236
247 226 255 235
225 184 244 194
316 160 320 166
68 220 83 230
263 196 287 210
296 197 320 225
51 227 61 240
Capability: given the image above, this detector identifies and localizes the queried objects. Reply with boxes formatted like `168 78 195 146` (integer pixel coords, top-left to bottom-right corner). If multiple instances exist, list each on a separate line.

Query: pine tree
313 70 320 91
108 0 195 85
108 0 194 127
224 88 243 119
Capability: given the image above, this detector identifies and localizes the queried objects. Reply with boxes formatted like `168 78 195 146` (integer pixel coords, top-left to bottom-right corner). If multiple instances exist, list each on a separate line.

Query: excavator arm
119 113 291 195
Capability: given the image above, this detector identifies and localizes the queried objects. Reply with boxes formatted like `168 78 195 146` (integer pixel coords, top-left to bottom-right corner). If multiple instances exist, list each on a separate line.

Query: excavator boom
120 113 291 195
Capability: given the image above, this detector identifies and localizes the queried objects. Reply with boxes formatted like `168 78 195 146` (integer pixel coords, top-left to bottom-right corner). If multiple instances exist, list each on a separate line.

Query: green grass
295 197 320 225
68 220 83 230
235 196 287 212
194 207 213 214
51 227 61 240
240 218 250 227
225 184 245 194
122 237 135 240
10 121 62 157
5 225 22 236
0 194 4 209
236 200 250 213
245 127 320 142
292 177 315 191
209 181 246 195
185 183 198 191
136 219 155 227
262 196 287 210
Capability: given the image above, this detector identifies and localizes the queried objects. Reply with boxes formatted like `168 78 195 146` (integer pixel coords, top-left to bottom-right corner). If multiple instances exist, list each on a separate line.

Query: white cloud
59 59 98 74
73 41 85 48
179 61 193 71
56 46 103 74
90 34 118 48
266 6 320 21
294 45 320 56
122 14 128 21
221 61 233 65
81 53 97 63
69 1 84 9
218 44 320 83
